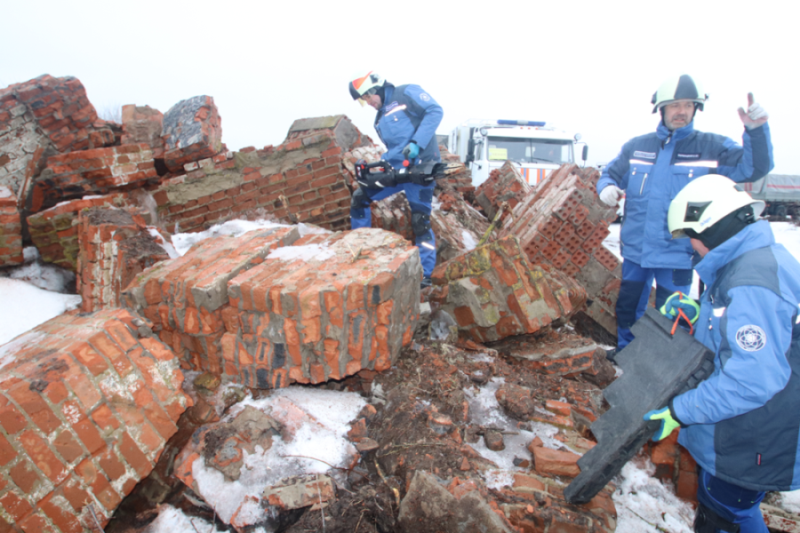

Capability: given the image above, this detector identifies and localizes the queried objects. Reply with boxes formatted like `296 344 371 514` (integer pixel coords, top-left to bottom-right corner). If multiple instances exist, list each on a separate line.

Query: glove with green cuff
644 405 683 442
660 291 700 324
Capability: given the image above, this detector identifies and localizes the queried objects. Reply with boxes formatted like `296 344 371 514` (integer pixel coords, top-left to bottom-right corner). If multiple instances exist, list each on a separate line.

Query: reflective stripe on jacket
673 221 800 491
374 84 443 168
596 121 773 269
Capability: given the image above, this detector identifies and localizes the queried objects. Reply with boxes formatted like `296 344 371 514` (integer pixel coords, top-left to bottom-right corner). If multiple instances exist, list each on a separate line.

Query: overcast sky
4 0 798 173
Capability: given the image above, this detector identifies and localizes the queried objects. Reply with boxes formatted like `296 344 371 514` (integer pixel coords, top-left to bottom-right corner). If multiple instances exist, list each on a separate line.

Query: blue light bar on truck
497 120 546 126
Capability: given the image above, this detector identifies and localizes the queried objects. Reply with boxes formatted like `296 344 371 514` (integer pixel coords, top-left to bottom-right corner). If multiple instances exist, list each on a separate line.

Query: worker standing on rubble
596 75 773 353
348 71 443 288
644 175 800 533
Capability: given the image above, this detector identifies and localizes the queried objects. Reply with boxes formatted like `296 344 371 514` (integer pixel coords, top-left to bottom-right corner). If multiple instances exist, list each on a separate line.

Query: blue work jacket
597 121 773 269
672 221 800 491
374 84 443 169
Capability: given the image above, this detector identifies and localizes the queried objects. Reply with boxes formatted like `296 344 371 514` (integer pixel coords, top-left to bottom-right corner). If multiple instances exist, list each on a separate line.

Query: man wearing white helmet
348 71 443 287
597 74 774 354
644 175 800 532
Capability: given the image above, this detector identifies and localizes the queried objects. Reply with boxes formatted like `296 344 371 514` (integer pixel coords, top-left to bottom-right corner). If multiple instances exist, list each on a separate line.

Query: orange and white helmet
349 71 385 105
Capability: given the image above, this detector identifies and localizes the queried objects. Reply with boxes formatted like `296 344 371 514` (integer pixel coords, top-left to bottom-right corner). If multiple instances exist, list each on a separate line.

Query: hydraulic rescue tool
353 159 447 190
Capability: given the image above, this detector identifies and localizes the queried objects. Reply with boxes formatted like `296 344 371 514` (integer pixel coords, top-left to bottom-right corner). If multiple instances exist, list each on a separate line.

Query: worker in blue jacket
348 71 443 287
646 175 800 533
597 74 773 353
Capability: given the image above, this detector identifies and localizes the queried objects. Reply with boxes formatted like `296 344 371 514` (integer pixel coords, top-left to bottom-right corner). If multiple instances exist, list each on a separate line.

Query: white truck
448 119 588 187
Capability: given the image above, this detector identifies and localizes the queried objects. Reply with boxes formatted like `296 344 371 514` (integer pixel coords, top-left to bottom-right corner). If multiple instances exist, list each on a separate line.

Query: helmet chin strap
693 205 756 250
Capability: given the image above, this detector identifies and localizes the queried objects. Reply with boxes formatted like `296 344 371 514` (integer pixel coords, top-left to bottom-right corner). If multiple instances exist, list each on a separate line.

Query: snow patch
0 279 81 346
144 504 226 533
191 387 365 527
266 243 334 263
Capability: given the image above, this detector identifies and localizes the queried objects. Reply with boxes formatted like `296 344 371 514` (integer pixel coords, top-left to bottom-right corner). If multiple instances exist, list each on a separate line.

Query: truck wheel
775 205 788 219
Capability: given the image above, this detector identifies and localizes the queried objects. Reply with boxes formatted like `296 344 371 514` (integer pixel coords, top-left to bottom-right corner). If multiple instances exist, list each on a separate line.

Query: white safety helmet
652 74 708 113
349 71 385 106
668 175 765 239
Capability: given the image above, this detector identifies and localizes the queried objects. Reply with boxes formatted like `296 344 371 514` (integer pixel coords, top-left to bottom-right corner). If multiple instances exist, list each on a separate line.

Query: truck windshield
486 137 572 164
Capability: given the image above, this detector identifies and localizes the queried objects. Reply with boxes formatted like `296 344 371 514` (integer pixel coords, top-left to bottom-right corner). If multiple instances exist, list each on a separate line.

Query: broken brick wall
76 207 169 313
151 115 372 234
430 235 585 343
122 227 421 389
120 105 164 158
30 144 158 213
499 164 621 338
474 161 531 220
161 96 222 173
0 186 23 266
0 308 189 532
26 193 129 271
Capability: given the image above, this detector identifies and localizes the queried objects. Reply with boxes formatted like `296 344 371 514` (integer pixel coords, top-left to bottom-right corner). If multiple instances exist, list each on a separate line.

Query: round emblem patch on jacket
419 93 431 102
736 325 767 351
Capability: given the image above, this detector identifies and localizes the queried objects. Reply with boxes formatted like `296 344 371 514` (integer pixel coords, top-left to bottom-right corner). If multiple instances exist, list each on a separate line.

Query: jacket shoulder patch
419 92 431 102
735 324 767 351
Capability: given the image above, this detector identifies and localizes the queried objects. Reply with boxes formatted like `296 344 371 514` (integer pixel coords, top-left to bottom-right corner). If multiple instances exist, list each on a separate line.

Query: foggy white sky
3 0 798 173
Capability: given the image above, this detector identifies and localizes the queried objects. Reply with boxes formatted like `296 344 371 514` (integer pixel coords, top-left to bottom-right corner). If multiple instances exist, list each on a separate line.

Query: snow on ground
144 505 228 533
189 387 365 526
171 219 329 256
0 278 81 346
614 460 696 533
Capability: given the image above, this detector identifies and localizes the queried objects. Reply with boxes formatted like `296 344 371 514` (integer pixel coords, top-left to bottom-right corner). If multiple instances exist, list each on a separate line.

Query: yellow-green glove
644 406 682 442
660 291 700 324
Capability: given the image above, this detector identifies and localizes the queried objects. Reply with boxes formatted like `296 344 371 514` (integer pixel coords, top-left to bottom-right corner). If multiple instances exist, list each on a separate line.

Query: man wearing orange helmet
348 71 443 287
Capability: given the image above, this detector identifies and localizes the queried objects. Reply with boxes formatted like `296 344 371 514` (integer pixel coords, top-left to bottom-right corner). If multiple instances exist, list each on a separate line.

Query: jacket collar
694 220 775 286
657 120 695 142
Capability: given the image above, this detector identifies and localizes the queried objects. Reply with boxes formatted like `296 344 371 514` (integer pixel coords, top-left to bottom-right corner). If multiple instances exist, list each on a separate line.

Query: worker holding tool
645 175 800 533
596 74 773 355
348 71 443 288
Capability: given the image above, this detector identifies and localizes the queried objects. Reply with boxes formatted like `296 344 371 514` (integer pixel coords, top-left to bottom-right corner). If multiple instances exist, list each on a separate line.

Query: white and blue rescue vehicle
448 119 588 187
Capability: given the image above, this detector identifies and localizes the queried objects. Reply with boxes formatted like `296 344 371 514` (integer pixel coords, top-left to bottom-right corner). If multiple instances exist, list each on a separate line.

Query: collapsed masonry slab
564 309 715 504
225 228 421 386
151 115 372 234
500 165 620 338
475 161 531 221
123 226 421 387
0 308 190 531
120 105 164 158
26 193 129 271
76 207 169 313
0 186 23 266
429 235 584 343
30 144 158 212
161 96 223 172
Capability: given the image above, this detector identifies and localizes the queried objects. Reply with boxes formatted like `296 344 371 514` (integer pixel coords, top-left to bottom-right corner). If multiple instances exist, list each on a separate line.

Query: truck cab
449 120 587 187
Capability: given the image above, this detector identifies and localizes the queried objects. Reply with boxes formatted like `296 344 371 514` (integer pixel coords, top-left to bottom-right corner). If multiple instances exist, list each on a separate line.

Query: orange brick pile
76 207 169 313
474 161 531 220
122 227 421 388
645 431 698 504
162 96 223 172
30 144 158 212
120 105 164 158
429 235 585 343
500 164 621 336
26 193 128 271
0 75 100 155
0 308 189 532
151 116 367 234
0 186 23 266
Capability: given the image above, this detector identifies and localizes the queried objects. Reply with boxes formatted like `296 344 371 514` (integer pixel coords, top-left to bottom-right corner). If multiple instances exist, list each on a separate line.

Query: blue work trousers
616 259 692 349
350 182 436 277
697 467 768 532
